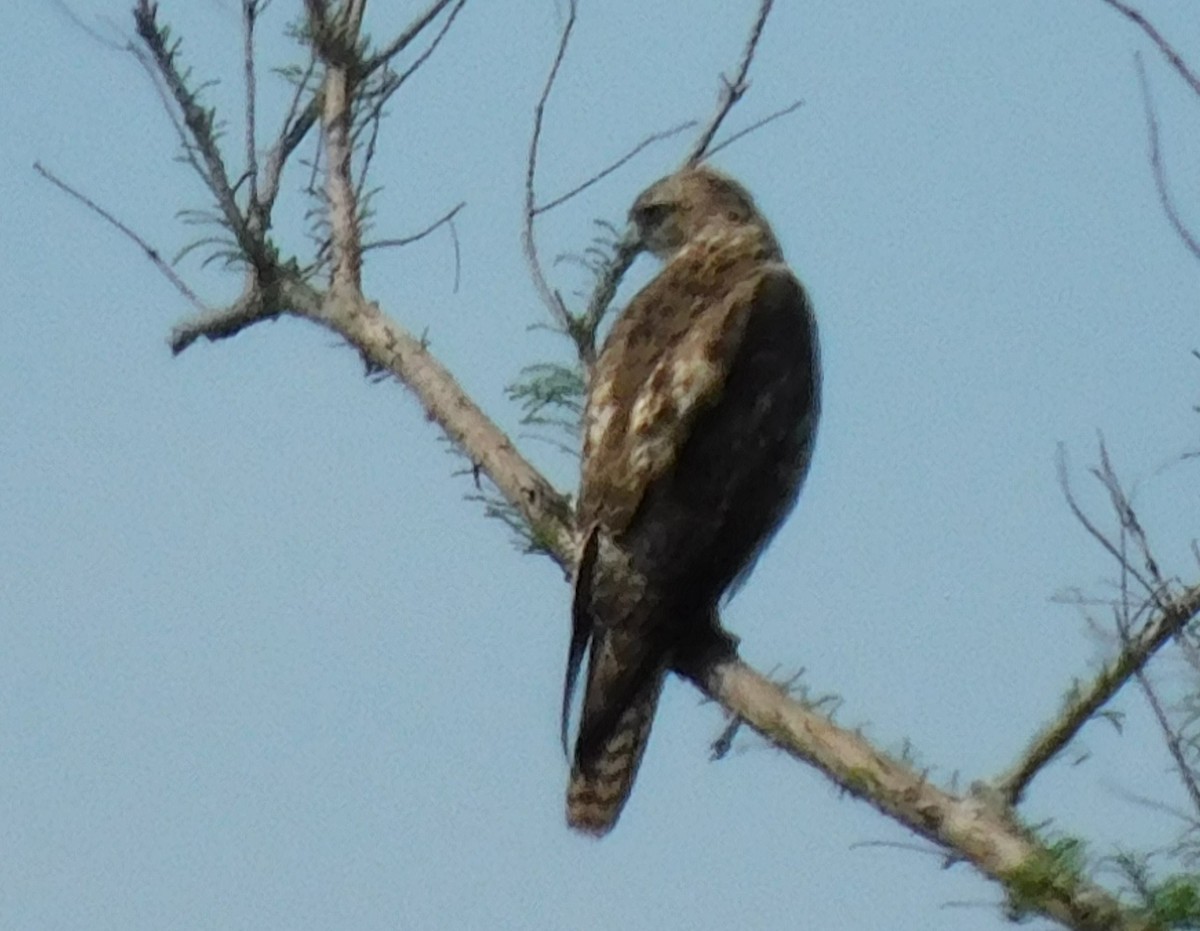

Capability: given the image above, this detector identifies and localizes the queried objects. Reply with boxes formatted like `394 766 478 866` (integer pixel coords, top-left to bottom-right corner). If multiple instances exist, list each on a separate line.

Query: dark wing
562 254 758 744
565 258 818 835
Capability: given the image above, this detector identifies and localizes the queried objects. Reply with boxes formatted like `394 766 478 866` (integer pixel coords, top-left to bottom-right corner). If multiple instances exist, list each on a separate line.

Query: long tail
566 661 666 836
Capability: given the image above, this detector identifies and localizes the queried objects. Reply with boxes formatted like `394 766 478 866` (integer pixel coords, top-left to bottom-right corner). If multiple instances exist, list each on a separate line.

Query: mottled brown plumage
564 165 820 835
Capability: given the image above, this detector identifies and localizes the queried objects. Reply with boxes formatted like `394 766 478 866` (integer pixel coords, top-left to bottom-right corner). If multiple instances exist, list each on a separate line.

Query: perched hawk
563 165 821 834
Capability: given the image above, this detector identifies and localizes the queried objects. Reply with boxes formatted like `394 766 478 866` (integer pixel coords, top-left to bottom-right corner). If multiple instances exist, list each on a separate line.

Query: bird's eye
632 202 670 228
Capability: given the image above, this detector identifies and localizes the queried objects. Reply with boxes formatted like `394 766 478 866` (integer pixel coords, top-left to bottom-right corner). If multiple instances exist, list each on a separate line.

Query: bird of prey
563 165 821 835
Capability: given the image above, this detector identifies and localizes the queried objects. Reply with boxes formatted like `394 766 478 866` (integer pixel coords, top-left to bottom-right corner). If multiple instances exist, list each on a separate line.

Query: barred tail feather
566 668 665 836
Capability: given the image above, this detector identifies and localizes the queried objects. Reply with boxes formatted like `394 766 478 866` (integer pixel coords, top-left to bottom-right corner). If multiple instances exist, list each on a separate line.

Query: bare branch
388 0 467 88
127 41 215 193
1133 668 1200 816
534 120 698 216
363 200 464 251
1059 444 1160 601
242 1 259 213
996 582 1200 805
364 0 461 74
1099 0 1200 99
571 0 782 367
522 0 576 331
306 0 365 292
575 232 640 368
706 97 805 159
260 66 319 212
1092 438 1165 598
133 1 259 263
692 657 1152 931
35 161 207 312
169 274 575 565
169 285 269 353
685 0 775 164
1135 54 1200 263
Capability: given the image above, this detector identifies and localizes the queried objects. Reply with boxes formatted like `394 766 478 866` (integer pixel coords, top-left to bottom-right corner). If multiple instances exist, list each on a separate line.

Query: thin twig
1135 54 1200 263
572 0 779 367
127 41 214 193
243 0 260 213
996 579 1200 805
134 0 256 262
352 0 468 197
685 0 775 164
48 0 124 51
706 97 805 159
1093 437 1165 598
1099 0 1200 98
534 120 698 216
363 201 465 251
260 63 319 211
575 233 640 369
522 0 576 331
1134 668 1200 816
1058 444 1159 601
35 161 207 312
390 0 467 88
364 0 460 74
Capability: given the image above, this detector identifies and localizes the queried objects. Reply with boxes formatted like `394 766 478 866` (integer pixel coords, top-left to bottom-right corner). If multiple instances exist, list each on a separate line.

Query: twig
127 40 214 195
1133 668 1200 816
34 161 207 312
364 0 461 74
1099 0 1200 99
706 97 805 159
260 63 319 212
307 0 365 292
996 582 1200 805
575 233 640 368
1058 444 1159 602
363 201 464 251
693 657 1147 931
352 0 469 198
534 120 698 216
685 0 775 164
133 0 258 264
170 286 268 353
1135 54 1200 263
243 0 260 214
572 0 780 367
710 714 743 760
170 275 575 565
390 0 468 88
1092 437 1164 598
522 0 576 331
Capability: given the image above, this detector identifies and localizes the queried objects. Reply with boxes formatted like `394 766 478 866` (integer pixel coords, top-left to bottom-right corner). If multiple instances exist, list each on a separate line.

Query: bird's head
628 164 777 260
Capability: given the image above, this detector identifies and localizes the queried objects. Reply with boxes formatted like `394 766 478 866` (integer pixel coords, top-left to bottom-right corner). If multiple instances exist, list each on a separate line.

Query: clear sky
3 1 1200 929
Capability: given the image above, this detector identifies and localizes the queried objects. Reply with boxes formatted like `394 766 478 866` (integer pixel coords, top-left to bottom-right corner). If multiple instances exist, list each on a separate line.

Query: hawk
563 165 821 835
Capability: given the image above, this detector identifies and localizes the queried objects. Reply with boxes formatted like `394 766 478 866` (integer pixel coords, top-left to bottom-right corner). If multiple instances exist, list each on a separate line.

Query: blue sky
3 1 1200 928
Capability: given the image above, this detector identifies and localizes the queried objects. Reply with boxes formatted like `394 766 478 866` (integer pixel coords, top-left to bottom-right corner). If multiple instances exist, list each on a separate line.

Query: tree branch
1135 54 1200 263
693 658 1160 931
364 0 461 74
169 271 574 563
35 160 207 312
522 0 576 332
685 0 775 164
705 97 805 159
363 201 464 252
571 0 778 367
534 120 698 216
1098 0 1200 99
307 0 366 293
997 583 1200 807
133 0 262 266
